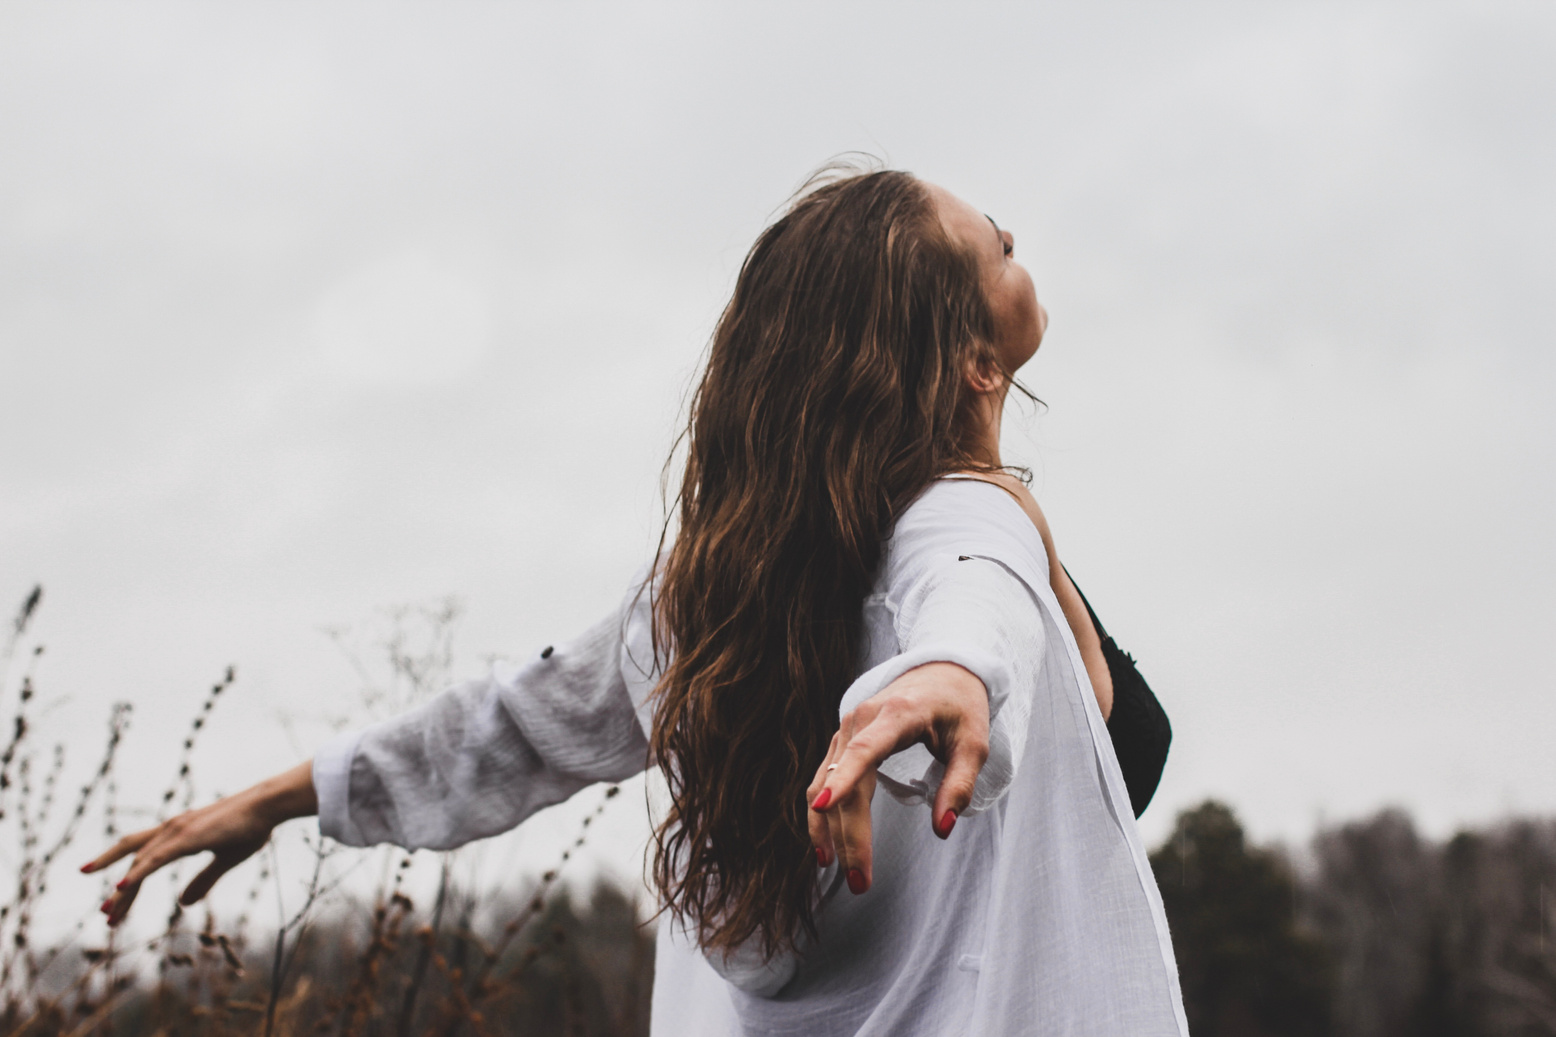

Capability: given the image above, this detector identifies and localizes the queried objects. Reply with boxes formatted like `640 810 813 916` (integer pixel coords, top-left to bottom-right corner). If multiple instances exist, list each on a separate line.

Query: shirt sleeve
836 483 1053 817
313 597 651 850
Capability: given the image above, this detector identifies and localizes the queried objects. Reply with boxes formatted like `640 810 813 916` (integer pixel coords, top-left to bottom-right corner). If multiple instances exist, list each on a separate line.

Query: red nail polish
846 868 867 895
116 879 129 891
100 899 114 913
811 788 832 811
815 847 826 868
938 809 958 837
80 863 94 873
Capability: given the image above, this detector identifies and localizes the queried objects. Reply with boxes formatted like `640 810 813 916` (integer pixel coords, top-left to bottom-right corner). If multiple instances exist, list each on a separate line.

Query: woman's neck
969 386 1007 469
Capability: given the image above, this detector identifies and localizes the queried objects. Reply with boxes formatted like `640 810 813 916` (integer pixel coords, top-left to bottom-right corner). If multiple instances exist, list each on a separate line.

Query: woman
84 167 1183 1035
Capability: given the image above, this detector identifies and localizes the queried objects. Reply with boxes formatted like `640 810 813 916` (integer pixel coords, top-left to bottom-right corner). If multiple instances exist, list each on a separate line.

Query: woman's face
927 183 1048 377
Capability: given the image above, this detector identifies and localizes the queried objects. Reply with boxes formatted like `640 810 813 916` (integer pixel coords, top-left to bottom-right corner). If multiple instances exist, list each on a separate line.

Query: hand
805 662 989 896
81 760 317 927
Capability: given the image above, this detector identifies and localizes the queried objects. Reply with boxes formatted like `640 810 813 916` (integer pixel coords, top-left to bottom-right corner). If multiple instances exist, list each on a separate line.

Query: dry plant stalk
0 587 655 1037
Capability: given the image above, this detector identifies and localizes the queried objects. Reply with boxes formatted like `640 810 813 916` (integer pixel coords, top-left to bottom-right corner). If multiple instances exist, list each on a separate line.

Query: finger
813 707 862 811
837 769 878 894
106 826 195 926
819 711 866 874
81 827 157 874
821 702 920 812
825 797 847 876
809 710 857 813
808 732 843 866
811 714 857 868
807 789 833 867
931 731 989 840
119 826 196 890
807 728 844 802
179 853 235 907
103 881 142 928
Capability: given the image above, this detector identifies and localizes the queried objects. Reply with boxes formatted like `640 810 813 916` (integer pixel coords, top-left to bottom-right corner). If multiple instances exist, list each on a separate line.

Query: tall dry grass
0 587 653 1037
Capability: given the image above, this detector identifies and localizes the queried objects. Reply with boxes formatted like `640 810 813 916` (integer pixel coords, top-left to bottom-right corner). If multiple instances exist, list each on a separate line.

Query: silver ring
826 764 839 772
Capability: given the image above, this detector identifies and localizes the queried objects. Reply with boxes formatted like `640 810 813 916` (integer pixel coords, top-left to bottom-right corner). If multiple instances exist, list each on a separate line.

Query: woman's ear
962 353 1007 396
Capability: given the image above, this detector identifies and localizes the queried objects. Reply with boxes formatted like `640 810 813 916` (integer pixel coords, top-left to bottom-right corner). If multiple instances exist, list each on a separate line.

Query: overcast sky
3 4 1553 924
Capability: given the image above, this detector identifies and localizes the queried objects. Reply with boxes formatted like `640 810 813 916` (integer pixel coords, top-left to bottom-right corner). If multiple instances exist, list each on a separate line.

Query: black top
1065 573 1172 818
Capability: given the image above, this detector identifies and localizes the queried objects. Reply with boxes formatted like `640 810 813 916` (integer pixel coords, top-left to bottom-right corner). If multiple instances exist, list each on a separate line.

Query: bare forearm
248 759 318 826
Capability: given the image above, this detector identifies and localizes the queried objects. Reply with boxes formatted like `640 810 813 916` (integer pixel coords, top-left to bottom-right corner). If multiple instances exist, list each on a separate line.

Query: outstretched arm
86 591 650 925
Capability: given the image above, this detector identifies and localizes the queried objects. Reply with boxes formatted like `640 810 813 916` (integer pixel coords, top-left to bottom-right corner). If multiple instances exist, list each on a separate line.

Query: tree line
1154 800 1556 1037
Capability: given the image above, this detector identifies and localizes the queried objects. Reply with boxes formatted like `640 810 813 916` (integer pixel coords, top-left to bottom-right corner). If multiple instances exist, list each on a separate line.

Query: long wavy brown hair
650 166 1014 959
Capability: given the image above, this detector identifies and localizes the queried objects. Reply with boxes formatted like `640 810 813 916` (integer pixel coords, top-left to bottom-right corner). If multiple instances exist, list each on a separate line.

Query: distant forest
1156 801 1556 1037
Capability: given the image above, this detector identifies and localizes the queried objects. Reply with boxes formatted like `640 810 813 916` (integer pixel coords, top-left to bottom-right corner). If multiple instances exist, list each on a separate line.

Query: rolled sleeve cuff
313 729 368 847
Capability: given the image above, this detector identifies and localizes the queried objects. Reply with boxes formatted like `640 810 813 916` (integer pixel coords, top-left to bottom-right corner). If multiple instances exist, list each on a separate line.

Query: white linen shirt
313 479 1188 1036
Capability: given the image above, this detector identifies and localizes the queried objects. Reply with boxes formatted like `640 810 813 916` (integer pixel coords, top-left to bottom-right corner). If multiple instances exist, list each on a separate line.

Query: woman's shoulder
894 475 1031 538
882 476 1048 589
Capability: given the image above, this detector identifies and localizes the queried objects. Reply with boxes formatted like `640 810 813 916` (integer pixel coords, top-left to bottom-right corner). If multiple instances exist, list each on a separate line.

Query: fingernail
80 863 94 873
100 899 114 914
810 789 832 811
846 868 867 895
815 847 827 868
115 880 128 891
938 809 958 838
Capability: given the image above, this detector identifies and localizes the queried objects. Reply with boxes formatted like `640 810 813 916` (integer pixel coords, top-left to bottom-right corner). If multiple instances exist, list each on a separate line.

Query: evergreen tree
1150 801 1334 1037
